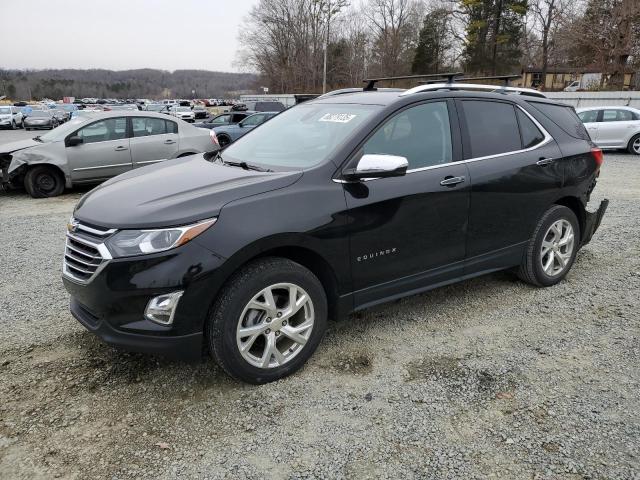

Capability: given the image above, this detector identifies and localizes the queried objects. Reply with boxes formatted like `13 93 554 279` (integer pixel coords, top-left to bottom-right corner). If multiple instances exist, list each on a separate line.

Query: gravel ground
0 143 638 479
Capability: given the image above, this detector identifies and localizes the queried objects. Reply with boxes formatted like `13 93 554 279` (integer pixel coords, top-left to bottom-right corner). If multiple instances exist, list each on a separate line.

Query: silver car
1 111 219 197
0 105 25 129
577 106 640 155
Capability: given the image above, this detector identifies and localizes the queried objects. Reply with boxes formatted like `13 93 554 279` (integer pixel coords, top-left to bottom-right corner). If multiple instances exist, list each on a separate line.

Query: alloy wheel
236 283 315 369
633 137 640 155
540 219 575 277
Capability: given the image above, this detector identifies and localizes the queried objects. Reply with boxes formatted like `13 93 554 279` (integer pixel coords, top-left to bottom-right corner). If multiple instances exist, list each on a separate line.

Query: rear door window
132 117 167 137
601 109 635 122
516 109 545 148
165 120 178 133
461 100 521 157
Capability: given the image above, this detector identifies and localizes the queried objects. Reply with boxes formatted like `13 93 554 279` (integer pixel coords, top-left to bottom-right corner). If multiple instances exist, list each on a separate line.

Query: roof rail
363 72 463 91
400 82 547 98
318 87 405 98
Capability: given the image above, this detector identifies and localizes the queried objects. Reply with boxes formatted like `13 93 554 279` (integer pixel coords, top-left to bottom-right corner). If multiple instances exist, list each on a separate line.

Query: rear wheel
11 121 17 130
24 166 65 198
518 205 580 287
628 134 640 155
208 257 327 384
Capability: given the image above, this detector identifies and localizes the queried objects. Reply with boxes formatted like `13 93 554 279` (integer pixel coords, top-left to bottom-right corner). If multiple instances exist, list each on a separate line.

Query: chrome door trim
72 162 132 172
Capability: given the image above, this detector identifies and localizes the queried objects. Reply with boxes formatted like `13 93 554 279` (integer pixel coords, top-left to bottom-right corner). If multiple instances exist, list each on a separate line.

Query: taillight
591 147 604 169
209 130 219 146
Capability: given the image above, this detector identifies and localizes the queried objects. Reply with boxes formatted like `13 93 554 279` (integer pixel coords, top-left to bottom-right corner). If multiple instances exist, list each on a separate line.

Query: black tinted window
517 109 545 148
462 101 520 157
529 102 590 140
363 101 452 169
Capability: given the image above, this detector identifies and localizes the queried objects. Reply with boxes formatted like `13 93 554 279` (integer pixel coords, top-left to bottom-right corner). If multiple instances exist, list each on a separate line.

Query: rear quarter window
528 102 590 140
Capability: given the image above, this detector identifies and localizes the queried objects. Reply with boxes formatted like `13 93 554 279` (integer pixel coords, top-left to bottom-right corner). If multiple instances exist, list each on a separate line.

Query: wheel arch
210 239 345 324
554 196 585 240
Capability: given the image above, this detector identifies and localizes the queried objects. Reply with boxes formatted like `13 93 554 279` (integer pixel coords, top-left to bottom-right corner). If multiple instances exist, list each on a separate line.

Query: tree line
237 0 640 92
0 69 258 101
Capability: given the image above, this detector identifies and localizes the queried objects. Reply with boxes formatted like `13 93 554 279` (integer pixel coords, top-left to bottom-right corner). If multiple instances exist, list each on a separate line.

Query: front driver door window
344 100 469 305
66 117 132 182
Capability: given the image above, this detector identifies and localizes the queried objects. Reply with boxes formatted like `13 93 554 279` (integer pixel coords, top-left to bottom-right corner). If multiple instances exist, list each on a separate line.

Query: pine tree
411 8 451 74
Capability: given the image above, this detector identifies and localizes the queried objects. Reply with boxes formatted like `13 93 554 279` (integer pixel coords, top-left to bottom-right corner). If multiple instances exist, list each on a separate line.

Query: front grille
63 220 115 284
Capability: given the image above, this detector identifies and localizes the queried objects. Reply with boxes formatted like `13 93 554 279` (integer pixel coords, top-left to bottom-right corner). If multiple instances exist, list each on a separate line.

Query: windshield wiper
32 136 43 142
223 159 273 172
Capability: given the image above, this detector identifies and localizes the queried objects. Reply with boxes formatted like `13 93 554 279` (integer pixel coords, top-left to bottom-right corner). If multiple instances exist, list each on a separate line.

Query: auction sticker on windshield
319 113 357 123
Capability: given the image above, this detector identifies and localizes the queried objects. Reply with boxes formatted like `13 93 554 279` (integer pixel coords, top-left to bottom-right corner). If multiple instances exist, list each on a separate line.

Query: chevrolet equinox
62 80 608 384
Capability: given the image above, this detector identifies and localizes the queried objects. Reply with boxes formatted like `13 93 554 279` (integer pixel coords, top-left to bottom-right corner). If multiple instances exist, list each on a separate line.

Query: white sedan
577 106 640 155
170 106 195 123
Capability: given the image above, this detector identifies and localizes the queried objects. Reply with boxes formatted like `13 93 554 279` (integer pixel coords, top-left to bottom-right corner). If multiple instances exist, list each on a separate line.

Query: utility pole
322 0 331 94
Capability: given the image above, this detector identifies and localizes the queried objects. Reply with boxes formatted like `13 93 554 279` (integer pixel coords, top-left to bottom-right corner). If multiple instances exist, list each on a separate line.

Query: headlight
105 218 216 257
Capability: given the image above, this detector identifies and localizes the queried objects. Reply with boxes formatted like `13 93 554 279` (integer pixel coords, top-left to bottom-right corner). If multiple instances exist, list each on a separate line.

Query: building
519 66 637 91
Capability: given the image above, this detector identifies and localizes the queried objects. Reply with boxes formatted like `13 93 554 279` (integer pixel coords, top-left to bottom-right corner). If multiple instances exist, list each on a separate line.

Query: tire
217 135 231 147
518 205 580 287
24 165 65 198
208 257 328 384
25 127 30 131
11 121 17 130
627 134 640 155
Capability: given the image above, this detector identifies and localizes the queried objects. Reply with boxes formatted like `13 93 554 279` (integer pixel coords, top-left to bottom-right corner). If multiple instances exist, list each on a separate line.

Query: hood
74 155 303 229
0 138 41 155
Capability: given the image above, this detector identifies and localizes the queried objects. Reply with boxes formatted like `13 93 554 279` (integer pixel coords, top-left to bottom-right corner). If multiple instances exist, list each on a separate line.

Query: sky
0 0 260 72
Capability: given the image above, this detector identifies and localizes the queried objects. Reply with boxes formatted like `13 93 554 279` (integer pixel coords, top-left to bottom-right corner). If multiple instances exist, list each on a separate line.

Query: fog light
144 291 183 325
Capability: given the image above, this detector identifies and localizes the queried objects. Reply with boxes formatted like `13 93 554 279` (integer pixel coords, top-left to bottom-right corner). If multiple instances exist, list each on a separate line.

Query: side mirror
238 122 244 128
67 136 83 147
342 154 409 181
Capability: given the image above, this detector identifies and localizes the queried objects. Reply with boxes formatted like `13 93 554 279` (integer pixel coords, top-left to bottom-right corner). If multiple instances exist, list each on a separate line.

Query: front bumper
581 199 609 246
63 239 227 360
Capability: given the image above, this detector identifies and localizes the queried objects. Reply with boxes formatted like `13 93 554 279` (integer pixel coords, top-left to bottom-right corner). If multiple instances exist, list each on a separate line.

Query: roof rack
363 72 463 91
402 80 547 99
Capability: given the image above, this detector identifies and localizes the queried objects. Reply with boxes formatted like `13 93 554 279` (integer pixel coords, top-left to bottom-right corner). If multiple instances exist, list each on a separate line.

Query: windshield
176 107 191 112
0 107 10 114
30 110 52 117
223 103 380 169
37 117 87 142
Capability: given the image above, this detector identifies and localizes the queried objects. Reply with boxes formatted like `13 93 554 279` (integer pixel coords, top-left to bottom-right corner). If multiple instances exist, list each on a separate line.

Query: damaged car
1 111 219 198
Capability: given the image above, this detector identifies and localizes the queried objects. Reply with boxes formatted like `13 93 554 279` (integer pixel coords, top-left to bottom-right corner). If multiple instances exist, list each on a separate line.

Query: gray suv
0 111 219 197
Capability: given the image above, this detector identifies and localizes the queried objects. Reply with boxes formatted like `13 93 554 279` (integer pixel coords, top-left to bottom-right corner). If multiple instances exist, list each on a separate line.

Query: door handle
114 146 128 151
164 140 176 144
440 175 465 186
536 157 554 166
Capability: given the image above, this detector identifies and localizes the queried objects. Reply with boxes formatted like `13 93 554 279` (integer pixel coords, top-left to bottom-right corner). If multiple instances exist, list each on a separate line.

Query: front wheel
208 257 328 384
628 134 640 155
518 205 580 287
24 165 65 198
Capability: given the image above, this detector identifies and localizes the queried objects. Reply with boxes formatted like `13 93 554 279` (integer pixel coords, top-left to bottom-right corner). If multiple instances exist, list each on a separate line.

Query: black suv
62 80 608 383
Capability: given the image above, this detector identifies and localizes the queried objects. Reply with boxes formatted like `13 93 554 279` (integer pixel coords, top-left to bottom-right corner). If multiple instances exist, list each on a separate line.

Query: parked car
576 106 640 155
145 103 166 113
24 110 58 130
52 108 69 124
58 81 608 384
193 111 255 130
564 81 581 92
193 105 208 119
0 111 218 197
243 101 286 112
170 106 195 123
212 111 278 147
0 105 24 129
